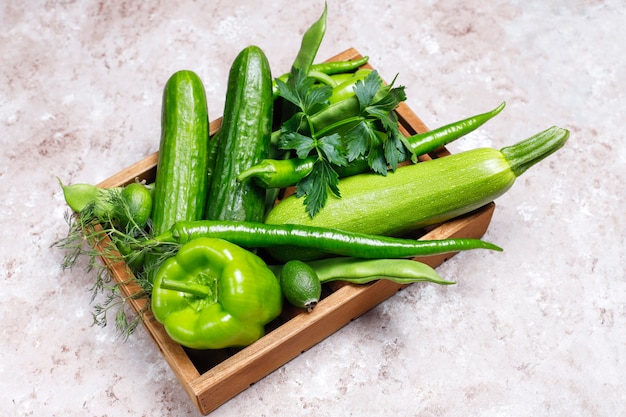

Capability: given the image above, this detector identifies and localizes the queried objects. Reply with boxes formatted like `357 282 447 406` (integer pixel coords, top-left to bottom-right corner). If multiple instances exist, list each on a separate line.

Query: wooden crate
95 48 496 415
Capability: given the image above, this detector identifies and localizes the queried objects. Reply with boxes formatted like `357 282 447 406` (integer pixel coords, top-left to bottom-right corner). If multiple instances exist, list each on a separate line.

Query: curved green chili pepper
308 56 369 75
279 4 328 124
237 156 316 188
144 219 502 262
410 101 506 157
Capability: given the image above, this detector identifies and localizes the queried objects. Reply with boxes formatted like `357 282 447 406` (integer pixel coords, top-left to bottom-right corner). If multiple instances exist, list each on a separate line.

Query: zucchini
151 70 210 237
264 126 569 259
205 45 273 222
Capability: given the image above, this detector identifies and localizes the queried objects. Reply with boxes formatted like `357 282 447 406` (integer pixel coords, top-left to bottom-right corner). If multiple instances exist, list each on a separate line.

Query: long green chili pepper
308 56 370 75
143 219 502 262
252 102 507 188
409 101 506 157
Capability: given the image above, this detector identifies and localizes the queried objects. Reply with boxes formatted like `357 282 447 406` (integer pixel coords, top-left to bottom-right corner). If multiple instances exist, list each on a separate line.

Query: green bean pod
297 257 454 285
290 3 327 73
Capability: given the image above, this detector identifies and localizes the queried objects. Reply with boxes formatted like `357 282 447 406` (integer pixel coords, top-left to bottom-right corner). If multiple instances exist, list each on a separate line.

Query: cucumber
264 126 569 259
205 46 273 222
151 70 210 237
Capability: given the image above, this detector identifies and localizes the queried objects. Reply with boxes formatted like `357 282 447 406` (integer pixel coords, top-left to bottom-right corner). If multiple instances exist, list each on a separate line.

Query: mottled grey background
1 1 624 416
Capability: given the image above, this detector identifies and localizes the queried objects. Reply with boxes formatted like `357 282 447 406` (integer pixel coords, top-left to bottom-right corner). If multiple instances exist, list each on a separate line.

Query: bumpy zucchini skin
151 70 210 237
265 148 515 238
205 46 273 222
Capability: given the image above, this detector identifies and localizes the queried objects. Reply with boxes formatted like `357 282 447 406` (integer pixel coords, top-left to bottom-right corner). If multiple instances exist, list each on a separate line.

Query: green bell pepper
151 237 283 349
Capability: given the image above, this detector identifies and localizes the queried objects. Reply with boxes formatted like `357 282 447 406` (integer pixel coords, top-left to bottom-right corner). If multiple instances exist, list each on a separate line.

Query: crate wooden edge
94 47 496 415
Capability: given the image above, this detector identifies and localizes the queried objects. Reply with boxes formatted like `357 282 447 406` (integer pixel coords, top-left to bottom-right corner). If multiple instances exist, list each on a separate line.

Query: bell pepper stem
159 278 212 298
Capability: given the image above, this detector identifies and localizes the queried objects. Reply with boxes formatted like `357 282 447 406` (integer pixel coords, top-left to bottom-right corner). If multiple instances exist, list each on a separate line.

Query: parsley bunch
275 68 413 217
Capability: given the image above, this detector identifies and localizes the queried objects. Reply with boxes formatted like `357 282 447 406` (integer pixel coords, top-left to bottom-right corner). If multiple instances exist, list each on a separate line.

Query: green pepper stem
237 157 316 189
236 161 277 184
501 126 569 177
159 278 212 298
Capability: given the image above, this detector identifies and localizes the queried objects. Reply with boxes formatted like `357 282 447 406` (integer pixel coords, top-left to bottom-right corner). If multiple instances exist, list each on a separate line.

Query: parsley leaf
384 128 409 171
354 71 381 111
317 132 347 167
278 131 316 158
275 66 412 217
276 68 331 114
296 159 340 217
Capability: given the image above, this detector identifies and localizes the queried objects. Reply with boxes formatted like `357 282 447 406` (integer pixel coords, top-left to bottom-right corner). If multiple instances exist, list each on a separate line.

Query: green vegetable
290 3 327 73
306 257 455 285
409 101 506 157
272 56 371 98
59 180 115 216
205 45 273 222
117 183 153 231
274 256 454 312
264 126 569 252
328 69 373 104
54 179 155 335
240 102 505 189
277 3 327 123
143 219 502 263
237 156 316 189
151 237 283 350
58 179 153 230
279 260 322 312
275 69 409 216
309 57 370 76
151 70 210 237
